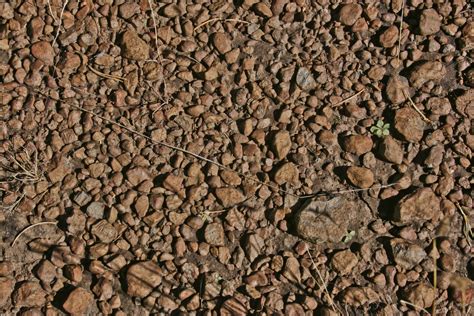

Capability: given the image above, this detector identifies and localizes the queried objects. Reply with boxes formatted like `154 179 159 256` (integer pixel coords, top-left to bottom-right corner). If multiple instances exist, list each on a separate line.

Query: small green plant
370 120 390 137
342 230 356 243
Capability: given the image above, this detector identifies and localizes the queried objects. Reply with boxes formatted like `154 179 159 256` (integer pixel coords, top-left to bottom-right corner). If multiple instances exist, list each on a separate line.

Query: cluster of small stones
0 0 473 315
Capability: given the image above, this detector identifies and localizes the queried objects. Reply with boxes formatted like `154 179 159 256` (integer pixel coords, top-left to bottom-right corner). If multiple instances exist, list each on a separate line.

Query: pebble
215 187 245 208
126 167 151 186
341 286 379 307
161 4 181 18
402 282 436 309
220 297 247 316
244 233 265 262
253 3 273 17
273 162 299 185
394 108 425 143
283 257 301 283
31 41 54 65
339 3 363 26
126 261 163 298
212 32 232 54
120 30 150 61
346 166 374 189
419 9 441 35
342 135 373 155
294 197 362 243
295 67 317 91
379 26 398 48
35 260 57 284
378 136 404 164
63 287 94 315
386 75 409 104
394 188 441 222
389 238 427 270
204 222 225 246
12 282 47 307
330 250 359 275
409 61 446 88
91 220 118 243
450 275 474 305
271 130 292 159
0 277 14 306
87 201 105 219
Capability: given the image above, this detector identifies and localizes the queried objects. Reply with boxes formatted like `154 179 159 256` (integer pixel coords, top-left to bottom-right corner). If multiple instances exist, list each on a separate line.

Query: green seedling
342 230 356 243
370 120 390 137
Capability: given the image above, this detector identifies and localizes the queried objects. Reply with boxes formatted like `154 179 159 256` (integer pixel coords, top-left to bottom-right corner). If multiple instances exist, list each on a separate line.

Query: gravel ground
0 0 473 315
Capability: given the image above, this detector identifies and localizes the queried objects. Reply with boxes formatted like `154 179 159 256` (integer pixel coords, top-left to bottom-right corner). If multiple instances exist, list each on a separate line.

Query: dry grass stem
333 89 365 107
456 203 473 247
88 65 125 81
11 221 57 247
400 300 431 314
404 92 432 124
52 0 69 48
194 18 250 33
306 249 342 315
397 0 405 62
35 89 398 201
47 0 58 24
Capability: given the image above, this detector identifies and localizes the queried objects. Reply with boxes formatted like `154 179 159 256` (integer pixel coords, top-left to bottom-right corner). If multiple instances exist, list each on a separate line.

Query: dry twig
52 0 69 48
306 249 342 315
333 89 366 107
88 65 125 82
11 221 57 247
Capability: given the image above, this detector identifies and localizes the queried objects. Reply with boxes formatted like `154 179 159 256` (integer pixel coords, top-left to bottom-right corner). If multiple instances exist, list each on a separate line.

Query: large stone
215 187 245 208
394 188 440 222
390 238 427 269
294 197 369 243
419 9 441 35
62 287 94 315
120 30 150 61
271 130 292 159
386 75 409 104
394 107 425 142
409 61 446 88
126 261 163 298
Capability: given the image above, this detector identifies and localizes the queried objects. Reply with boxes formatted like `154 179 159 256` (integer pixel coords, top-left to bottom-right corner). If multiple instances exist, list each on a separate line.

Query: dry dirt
0 0 473 315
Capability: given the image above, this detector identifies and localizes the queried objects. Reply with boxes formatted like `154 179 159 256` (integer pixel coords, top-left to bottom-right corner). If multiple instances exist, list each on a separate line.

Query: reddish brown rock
31 41 54 65
126 261 163 298
403 283 436 309
342 135 373 155
62 287 94 315
394 108 425 142
215 187 245 208
346 166 374 189
394 188 441 222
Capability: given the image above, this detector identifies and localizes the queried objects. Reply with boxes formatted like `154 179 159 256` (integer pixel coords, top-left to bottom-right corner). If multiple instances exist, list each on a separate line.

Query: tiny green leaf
384 123 390 129
376 120 384 127
382 129 390 136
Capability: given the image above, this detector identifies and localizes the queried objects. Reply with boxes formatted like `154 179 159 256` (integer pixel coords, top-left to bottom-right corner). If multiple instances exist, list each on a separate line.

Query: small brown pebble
63 287 94 315
346 166 374 188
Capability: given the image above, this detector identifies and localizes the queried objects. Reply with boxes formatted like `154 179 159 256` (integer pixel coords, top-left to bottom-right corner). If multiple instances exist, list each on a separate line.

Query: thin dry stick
404 92 432 124
35 89 398 200
397 0 405 62
306 249 342 315
431 238 438 316
194 18 250 33
88 65 124 82
400 300 431 314
456 203 473 247
11 222 57 247
47 0 58 24
52 0 69 48
333 89 365 107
